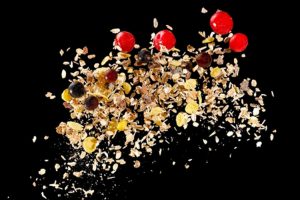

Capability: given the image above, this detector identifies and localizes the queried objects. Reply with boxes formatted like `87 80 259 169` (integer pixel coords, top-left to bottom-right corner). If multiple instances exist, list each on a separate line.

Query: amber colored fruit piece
107 119 118 132
61 89 72 102
122 82 132 94
82 136 98 153
117 120 128 131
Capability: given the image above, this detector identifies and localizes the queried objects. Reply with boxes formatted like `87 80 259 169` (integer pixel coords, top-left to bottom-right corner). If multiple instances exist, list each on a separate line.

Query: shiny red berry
210 11 233 35
153 30 176 51
115 31 136 52
105 69 118 83
229 33 248 52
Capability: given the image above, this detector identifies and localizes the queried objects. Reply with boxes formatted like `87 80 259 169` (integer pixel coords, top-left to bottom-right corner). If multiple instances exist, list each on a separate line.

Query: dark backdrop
2 0 298 199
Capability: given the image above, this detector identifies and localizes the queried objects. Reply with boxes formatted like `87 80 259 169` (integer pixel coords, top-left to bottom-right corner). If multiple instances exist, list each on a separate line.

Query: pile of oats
34 20 275 199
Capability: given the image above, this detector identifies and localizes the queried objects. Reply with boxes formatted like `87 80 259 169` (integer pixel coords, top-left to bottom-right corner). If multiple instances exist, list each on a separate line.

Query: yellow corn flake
184 79 197 90
202 36 215 44
61 89 72 102
117 120 128 131
122 82 131 94
197 91 202 105
185 101 199 114
210 67 222 79
176 112 188 127
82 136 98 153
67 121 83 131
150 107 165 116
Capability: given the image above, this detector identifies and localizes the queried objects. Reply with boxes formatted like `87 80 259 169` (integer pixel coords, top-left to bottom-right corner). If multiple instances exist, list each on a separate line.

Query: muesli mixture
34 10 276 199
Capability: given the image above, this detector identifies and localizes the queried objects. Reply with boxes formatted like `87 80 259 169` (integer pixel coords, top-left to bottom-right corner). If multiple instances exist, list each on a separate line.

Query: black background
2 0 298 199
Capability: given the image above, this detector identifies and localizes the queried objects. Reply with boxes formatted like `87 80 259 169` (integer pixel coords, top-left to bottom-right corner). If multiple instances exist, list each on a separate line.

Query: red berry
229 33 248 52
115 31 135 52
210 11 233 35
105 69 118 83
153 30 176 51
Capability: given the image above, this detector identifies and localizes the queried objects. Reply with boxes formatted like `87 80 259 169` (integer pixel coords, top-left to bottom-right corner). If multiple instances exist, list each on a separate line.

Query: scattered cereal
38 168 46 176
34 10 276 199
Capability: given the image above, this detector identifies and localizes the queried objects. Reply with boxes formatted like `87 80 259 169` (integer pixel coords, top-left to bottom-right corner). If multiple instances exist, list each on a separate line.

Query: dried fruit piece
138 49 151 63
176 112 188 127
117 120 128 131
196 52 212 69
61 89 72 102
153 30 176 51
107 119 118 132
185 101 199 114
105 69 118 83
184 79 197 90
84 96 99 110
229 33 248 52
210 10 233 35
82 137 98 154
210 67 222 78
68 82 85 98
115 31 136 52
122 82 131 94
